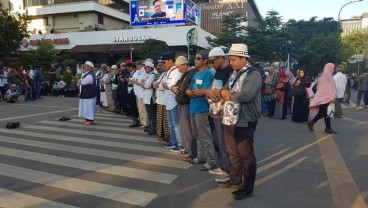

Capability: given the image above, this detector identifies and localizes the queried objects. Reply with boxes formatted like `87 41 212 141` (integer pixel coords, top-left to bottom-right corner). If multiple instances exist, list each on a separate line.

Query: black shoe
128 122 141 128
147 132 156 135
144 128 151 132
307 121 314 131
231 188 253 200
217 180 241 188
325 128 337 134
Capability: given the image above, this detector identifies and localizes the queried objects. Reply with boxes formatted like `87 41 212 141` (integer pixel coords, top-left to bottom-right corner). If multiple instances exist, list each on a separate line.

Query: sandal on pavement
6 122 20 129
58 116 71 121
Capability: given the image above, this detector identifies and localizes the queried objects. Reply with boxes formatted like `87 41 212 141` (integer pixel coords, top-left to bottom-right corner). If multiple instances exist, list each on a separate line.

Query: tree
341 29 368 56
246 11 287 63
20 40 59 71
0 5 30 59
281 17 349 75
140 39 169 61
297 33 346 75
206 13 247 49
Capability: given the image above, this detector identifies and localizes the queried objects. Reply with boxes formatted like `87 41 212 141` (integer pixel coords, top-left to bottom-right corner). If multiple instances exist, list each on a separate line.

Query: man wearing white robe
78 61 97 125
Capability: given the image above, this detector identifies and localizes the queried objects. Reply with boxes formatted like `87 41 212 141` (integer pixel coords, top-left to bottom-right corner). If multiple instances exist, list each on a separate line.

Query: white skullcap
84 61 94 68
209 47 225 57
144 61 155 68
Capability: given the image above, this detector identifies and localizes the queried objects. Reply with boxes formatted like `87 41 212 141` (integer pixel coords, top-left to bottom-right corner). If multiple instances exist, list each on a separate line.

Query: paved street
0 93 367 208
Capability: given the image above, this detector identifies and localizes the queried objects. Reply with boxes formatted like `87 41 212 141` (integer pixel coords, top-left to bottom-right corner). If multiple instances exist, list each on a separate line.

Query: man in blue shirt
186 51 217 171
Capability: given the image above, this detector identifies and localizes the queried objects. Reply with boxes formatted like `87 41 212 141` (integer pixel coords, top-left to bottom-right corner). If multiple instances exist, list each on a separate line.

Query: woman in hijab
291 69 310 123
263 66 279 117
307 63 337 134
274 70 291 119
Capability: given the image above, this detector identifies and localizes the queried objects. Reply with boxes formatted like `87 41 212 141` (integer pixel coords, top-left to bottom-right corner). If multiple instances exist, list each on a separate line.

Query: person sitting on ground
66 80 79 97
58 80 66 97
52 81 60 96
4 84 19 103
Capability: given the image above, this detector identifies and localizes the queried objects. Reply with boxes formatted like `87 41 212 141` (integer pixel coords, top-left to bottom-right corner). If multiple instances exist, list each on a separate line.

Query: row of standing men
78 43 261 200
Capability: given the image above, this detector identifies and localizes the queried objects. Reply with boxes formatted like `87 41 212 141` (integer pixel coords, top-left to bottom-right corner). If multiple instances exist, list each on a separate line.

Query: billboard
186 0 200 26
130 0 187 26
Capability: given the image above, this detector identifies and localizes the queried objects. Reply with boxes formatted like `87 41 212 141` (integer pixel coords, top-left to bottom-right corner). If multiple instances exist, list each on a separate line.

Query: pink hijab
310 63 336 107
285 70 296 85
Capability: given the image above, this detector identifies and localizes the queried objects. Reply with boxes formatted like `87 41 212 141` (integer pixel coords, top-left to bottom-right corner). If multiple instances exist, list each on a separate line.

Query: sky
255 0 368 21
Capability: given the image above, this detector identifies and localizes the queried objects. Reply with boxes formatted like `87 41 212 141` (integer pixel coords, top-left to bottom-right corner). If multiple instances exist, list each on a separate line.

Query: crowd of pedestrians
0 64 80 103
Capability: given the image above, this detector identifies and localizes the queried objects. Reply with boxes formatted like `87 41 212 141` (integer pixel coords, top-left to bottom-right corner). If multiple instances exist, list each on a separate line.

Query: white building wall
21 26 215 51
54 14 80 31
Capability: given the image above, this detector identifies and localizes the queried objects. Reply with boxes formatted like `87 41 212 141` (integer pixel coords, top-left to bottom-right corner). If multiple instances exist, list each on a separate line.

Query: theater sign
195 0 260 35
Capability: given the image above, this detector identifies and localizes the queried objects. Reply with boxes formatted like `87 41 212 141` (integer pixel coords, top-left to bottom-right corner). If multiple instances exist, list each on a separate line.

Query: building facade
2 0 261 65
194 0 260 35
3 0 130 34
341 12 368 36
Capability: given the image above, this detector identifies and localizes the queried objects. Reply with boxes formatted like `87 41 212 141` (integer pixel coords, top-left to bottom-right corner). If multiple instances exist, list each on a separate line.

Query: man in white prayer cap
78 61 97 125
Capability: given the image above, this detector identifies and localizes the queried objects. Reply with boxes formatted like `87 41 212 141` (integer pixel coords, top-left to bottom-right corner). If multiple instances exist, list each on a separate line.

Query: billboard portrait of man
130 0 186 26
150 0 168 22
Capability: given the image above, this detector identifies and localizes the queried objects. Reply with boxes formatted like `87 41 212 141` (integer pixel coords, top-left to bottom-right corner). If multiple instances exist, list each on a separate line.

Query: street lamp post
130 45 134 61
337 0 364 33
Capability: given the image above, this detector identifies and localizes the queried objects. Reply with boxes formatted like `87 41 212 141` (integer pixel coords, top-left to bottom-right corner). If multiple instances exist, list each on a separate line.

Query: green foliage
62 71 73 84
61 59 77 69
206 13 247 49
0 6 30 58
246 11 287 62
341 29 368 56
20 40 59 70
72 74 80 82
297 34 343 75
140 39 169 61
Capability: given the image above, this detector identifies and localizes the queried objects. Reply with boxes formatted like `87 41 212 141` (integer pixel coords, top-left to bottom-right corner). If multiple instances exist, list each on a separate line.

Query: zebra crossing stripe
0 187 78 208
0 145 178 184
95 112 131 119
57 118 143 130
45 120 147 134
0 128 171 154
0 163 157 207
75 116 132 123
22 124 160 143
0 134 191 169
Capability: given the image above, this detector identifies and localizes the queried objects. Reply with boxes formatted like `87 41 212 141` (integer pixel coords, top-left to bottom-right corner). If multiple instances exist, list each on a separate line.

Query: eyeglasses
208 57 220 64
195 57 203 61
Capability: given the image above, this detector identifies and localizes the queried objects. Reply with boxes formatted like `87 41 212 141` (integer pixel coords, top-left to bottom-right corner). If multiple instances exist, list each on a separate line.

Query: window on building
43 17 48 26
98 14 104 25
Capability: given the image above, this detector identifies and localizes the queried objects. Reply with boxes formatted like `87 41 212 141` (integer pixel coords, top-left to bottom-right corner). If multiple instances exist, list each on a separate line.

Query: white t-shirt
162 66 183 110
154 72 166 105
333 72 347 99
142 70 157 104
133 67 146 98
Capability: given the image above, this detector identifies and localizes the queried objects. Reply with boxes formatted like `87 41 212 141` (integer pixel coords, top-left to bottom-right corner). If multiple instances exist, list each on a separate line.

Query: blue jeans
167 105 181 146
35 81 42 98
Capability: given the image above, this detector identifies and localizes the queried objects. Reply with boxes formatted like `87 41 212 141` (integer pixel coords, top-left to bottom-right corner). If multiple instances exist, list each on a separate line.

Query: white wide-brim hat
226 43 250 58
